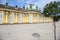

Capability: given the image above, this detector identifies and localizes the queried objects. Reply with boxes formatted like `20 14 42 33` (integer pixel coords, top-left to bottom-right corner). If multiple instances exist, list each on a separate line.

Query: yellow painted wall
14 13 18 23
1 11 5 23
39 15 43 22
22 14 29 23
5 12 9 23
25 14 29 23
0 10 53 24
33 14 37 23
22 14 25 23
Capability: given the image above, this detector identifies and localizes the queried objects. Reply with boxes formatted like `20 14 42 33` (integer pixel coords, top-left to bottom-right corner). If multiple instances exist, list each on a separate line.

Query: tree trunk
53 20 56 40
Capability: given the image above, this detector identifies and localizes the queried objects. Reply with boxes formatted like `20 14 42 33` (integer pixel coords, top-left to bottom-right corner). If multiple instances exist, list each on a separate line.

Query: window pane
18 14 22 23
9 13 14 23
0 12 2 23
29 14 33 23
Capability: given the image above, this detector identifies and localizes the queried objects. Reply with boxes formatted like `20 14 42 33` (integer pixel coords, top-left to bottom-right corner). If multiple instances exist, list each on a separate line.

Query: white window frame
9 13 14 23
29 14 33 23
18 14 22 23
0 12 2 23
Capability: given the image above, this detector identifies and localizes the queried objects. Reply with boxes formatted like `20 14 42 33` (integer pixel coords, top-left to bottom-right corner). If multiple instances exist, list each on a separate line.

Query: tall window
9 13 14 23
0 12 2 23
29 14 33 23
18 14 22 23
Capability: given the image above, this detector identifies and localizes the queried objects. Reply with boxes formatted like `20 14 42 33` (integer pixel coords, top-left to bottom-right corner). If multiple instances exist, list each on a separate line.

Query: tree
43 1 60 40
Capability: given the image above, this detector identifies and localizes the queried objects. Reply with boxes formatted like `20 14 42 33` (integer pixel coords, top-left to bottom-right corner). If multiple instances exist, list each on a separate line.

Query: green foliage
43 1 60 21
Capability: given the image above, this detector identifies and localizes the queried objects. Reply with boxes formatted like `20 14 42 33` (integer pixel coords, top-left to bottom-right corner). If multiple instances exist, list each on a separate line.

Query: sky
0 0 60 12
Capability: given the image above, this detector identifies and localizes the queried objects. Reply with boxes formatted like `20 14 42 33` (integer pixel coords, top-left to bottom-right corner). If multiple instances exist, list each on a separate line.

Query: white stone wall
0 23 54 40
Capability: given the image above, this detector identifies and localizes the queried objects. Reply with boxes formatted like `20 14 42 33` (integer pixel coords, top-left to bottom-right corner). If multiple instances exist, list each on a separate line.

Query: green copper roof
25 4 40 10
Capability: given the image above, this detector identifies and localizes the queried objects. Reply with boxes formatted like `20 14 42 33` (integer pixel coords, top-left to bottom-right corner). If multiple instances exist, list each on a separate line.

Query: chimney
6 2 8 6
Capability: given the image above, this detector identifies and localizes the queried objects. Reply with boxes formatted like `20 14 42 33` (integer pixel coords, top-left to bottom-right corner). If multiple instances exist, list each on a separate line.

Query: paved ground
0 22 60 40
56 21 60 40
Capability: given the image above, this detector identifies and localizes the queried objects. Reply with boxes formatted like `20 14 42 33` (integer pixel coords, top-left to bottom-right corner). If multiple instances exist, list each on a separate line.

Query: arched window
18 14 22 23
29 14 33 23
0 12 2 23
9 13 14 23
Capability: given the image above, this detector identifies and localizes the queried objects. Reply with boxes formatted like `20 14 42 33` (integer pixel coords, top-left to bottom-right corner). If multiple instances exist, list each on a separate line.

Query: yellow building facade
0 4 53 24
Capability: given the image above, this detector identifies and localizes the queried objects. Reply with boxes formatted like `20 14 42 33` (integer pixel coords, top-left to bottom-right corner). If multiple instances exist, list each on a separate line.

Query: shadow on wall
58 36 60 40
59 39 60 40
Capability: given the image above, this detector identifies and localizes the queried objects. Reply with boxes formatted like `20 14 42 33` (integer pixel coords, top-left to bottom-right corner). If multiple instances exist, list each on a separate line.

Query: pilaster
14 13 18 23
33 14 37 23
5 12 9 23
1 11 4 23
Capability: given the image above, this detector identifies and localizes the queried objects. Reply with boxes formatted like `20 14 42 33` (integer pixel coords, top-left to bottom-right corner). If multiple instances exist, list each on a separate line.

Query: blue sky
0 0 59 12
